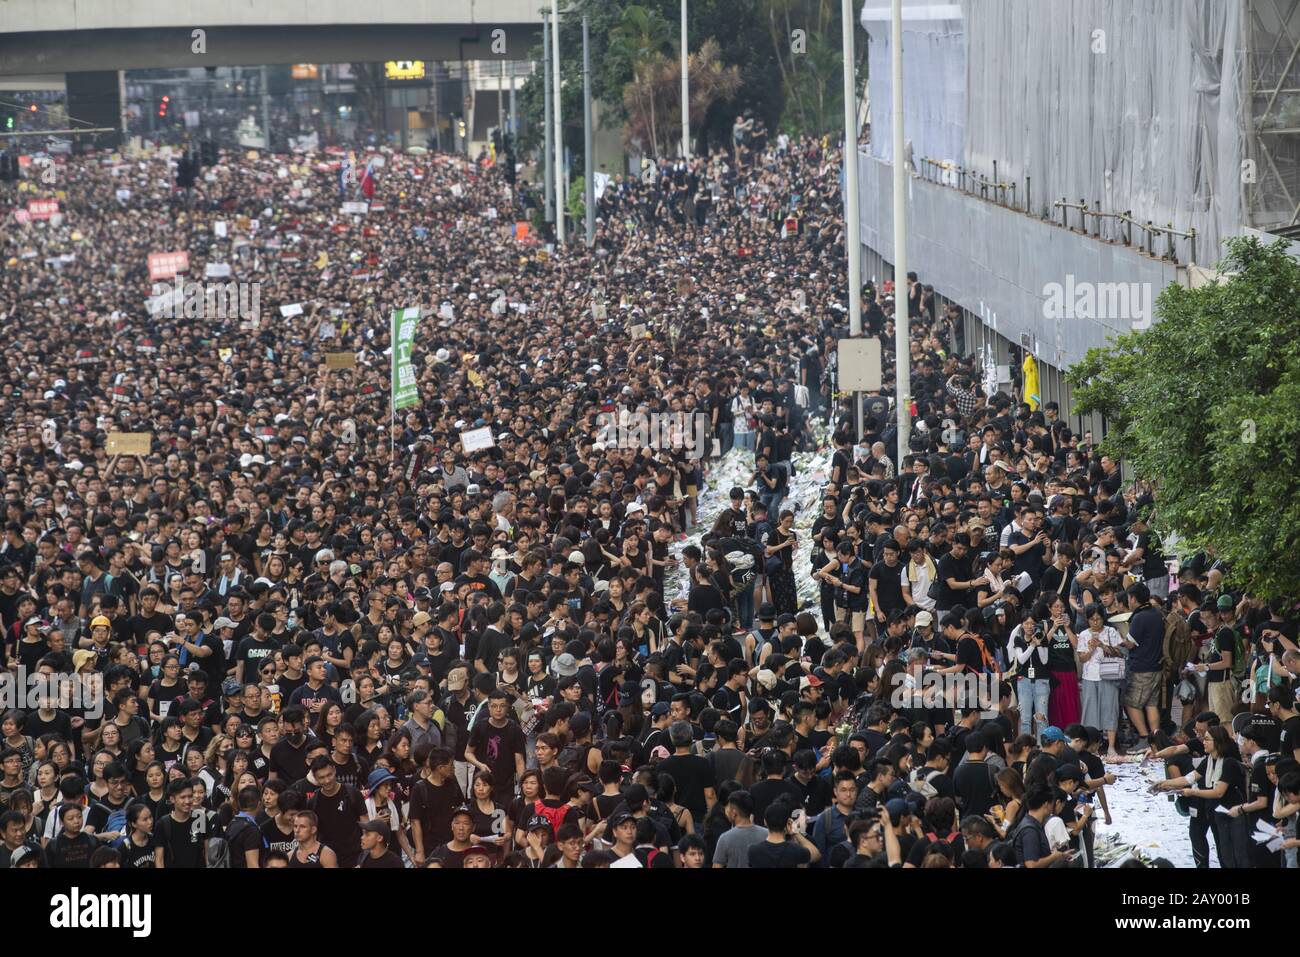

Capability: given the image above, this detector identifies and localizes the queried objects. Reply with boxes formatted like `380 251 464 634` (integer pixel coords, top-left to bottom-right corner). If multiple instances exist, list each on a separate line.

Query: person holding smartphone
1010 611 1051 738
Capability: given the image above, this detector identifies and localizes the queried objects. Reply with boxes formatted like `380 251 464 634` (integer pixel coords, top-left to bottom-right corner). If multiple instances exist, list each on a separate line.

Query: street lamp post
841 0 863 440
552 0 565 245
891 0 911 464
680 0 690 159
583 15 595 246
543 12 553 223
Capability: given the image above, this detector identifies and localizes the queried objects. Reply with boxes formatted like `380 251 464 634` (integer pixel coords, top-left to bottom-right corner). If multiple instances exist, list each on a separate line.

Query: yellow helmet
91 615 111 630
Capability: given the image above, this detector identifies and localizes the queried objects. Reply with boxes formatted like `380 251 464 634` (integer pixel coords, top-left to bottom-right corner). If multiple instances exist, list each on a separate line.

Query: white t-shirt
1079 625 1124 682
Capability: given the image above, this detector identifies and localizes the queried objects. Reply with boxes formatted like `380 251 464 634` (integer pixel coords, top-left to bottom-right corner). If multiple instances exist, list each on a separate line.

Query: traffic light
4 115 12 131
158 95 170 118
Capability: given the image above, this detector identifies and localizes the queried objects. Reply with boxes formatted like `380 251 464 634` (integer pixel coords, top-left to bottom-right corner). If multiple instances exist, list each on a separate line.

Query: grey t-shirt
712 823 770 868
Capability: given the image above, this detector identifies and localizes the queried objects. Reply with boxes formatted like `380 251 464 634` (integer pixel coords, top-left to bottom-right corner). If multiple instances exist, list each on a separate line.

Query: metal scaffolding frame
1248 0 1300 236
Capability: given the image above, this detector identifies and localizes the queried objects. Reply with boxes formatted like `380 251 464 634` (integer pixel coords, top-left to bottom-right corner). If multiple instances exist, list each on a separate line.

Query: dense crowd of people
0 120 1297 872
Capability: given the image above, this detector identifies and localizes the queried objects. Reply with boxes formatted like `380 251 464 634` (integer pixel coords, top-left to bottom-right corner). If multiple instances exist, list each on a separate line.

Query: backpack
205 836 230 869
1227 628 1249 682
965 633 1001 676
1162 610 1195 677
533 799 569 834
224 816 267 867
909 767 944 799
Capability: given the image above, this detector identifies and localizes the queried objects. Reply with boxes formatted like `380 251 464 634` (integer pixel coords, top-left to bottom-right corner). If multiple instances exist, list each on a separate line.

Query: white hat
914 610 933 628
435 348 450 362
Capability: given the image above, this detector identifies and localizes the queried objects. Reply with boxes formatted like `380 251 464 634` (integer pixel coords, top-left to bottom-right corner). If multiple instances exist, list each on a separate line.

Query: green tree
609 4 676 157
1066 237 1300 598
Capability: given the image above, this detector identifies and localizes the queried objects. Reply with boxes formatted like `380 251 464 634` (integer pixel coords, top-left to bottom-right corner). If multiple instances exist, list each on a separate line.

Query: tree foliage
1066 237 1300 598
620 38 742 157
513 0 851 167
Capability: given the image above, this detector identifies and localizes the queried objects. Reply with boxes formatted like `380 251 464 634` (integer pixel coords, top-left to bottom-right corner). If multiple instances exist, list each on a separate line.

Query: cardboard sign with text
107 432 152 456
324 352 356 369
148 251 189 281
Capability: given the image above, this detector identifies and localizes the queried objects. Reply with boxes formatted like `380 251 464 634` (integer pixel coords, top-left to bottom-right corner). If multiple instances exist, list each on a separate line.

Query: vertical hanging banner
391 306 421 411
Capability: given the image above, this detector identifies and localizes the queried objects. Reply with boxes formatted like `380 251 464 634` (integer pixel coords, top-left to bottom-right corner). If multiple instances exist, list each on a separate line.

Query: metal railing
915 155 1197 265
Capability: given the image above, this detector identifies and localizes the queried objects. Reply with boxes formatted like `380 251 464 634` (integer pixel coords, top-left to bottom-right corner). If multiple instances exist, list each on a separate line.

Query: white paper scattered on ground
678 428 1193 867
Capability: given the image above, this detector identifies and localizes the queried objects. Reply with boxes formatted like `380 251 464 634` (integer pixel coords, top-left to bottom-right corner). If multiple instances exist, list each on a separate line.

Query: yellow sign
107 432 152 456
314 252 329 269
291 64 319 80
325 352 356 369
385 60 425 81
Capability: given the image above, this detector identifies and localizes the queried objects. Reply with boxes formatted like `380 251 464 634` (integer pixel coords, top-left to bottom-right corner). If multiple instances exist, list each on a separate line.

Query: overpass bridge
0 0 544 74
0 1 546 149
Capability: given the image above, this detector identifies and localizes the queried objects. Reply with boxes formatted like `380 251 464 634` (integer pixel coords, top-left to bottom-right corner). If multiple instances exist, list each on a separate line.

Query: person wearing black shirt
128 588 174 645
226 787 267 868
952 732 999 817
234 614 282 685
934 535 975 612
748 802 817 868
867 541 906 624
409 750 464 865
270 708 313 783
306 758 366 867
155 780 208 868
358 820 403 867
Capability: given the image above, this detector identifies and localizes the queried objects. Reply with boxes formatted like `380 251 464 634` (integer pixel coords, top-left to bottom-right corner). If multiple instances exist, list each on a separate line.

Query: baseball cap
885 798 911 821
1216 594 1234 610
799 674 824 691
1039 726 1068 744
412 611 432 628
526 815 554 834
10 845 40 866
446 669 468 691
212 617 237 630
221 679 242 696
360 819 391 839
650 701 670 718
608 810 635 828
461 843 494 860
914 610 933 628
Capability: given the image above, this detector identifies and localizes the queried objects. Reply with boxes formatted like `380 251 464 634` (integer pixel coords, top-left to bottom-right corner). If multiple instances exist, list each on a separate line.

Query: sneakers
1126 737 1149 755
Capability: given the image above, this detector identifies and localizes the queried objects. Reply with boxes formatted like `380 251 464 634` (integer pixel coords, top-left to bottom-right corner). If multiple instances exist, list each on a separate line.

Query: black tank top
288 844 324 868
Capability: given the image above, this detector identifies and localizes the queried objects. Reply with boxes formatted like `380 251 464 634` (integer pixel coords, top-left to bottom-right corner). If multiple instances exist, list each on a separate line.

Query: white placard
214 221 228 238
204 262 232 279
838 338 883 392
459 426 495 453
280 303 304 318
340 201 368 215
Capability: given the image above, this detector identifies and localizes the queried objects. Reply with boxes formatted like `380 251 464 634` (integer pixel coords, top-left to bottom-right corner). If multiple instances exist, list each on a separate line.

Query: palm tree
609 4 675 158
